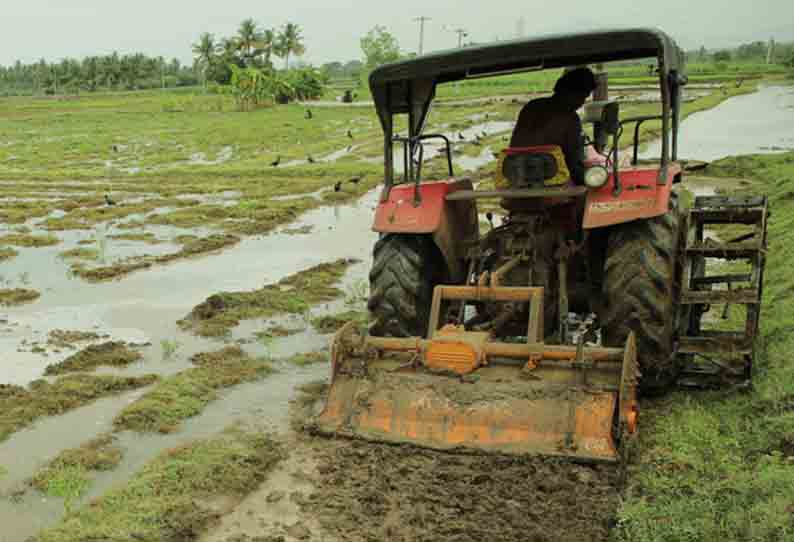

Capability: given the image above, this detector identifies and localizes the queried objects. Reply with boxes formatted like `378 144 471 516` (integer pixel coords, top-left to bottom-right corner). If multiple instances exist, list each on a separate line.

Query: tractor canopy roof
369 28 684 120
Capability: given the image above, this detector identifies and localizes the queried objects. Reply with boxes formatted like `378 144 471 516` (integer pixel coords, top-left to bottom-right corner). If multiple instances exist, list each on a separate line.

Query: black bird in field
104 194 116 206
333 181 343 192
305 108 313 119
111 144 119 152
348 176 361 184
270 156 281 167
346 129 354 139
346 145 353 152
458 132 465 141
481 130 488 137
307 155 315 164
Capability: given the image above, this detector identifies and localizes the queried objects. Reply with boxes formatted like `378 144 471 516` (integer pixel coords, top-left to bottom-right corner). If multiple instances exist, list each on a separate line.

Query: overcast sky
1 1 793 67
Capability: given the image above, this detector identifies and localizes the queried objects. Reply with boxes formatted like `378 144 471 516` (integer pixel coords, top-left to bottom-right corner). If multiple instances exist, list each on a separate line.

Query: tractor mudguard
373 179 477 281
583 163 681 229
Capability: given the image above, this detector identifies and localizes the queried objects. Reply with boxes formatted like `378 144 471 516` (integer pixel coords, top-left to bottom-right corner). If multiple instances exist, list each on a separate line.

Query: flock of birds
270 111 363 192
103 107 498 205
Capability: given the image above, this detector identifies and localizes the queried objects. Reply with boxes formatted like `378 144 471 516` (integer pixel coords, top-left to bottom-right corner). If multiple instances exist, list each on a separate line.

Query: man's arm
563 114 586 184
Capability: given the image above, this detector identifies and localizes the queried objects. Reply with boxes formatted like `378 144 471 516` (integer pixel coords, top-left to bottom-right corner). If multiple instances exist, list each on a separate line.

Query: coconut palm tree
219 38 240 63
192 32 217 89
236 19 263 66
261 28 276 67
276 23 305 70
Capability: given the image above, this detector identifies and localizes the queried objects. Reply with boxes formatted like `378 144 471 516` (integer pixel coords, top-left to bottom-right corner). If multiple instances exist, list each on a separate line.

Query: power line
413 16 431 56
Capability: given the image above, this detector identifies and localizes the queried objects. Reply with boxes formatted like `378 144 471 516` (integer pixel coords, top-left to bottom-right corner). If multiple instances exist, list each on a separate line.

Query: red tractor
318 29 768 462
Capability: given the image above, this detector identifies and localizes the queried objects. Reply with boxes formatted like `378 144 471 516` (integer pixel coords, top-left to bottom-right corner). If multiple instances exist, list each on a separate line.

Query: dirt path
201 387 621 542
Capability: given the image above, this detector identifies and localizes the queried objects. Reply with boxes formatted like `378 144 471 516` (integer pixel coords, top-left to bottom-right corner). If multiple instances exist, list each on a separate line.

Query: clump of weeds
35 427 283 542
0 374 158 443
44 342 143 375
113 346 271 433
30 434 123 510
0 288 41 306
180 258 359 337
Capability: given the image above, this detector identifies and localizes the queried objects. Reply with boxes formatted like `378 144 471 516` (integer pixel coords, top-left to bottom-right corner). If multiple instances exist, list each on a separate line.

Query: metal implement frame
677 195 768 387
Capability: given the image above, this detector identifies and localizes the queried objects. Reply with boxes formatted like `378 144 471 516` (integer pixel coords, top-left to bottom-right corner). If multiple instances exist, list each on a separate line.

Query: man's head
553 67 597 110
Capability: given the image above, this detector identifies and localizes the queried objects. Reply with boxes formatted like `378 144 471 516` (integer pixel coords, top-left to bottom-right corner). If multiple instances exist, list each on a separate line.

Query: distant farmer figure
510 67 597 184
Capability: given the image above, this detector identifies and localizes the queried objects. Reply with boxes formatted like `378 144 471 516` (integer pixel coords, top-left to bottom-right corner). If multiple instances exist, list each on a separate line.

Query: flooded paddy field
0 82 792 541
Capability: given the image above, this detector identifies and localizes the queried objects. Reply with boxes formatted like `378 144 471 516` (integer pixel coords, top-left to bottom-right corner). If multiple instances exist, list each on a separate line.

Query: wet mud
303 440 619 542
203 383 621 542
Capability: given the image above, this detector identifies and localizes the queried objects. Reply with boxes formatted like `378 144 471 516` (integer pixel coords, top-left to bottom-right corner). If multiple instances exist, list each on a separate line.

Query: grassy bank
34 428 282 542
30 434 123 502
0 375 158 443
180 258 358 337
616 152 794 541
113 346 271 433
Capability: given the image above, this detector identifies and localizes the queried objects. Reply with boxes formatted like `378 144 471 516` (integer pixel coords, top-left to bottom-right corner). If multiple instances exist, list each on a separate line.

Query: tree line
0 54 198 96
690 40 794 67
0 21 407 99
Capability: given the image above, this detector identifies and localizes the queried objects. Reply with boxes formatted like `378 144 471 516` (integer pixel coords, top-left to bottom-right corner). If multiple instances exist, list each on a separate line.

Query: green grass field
2 73 791 542
325 61 789 103
616 152 794 541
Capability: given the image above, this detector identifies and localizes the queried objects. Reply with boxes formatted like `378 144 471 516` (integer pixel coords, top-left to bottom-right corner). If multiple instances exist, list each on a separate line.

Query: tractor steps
680 288 760 305
678 332 754 356
677 194 768 387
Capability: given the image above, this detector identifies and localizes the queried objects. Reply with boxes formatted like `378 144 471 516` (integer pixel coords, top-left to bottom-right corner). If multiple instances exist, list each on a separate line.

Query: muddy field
199 385 622 542
0 84 792 542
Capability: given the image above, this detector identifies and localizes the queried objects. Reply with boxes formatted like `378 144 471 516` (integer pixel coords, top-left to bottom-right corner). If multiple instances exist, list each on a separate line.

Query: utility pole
767 38 775 65
414 16 431 56
453 28 468 48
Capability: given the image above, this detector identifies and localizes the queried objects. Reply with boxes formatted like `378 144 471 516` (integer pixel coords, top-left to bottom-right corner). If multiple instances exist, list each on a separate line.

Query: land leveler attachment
317 286 640 463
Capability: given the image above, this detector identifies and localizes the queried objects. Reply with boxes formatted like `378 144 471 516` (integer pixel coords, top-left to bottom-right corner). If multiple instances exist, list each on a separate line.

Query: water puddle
1 190 379 387
456 147 497 172
0 189 379 540
189 146 234 166
643 85 794 162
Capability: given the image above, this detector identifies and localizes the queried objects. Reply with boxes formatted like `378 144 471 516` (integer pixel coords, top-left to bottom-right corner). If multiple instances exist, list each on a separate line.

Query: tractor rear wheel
602 200 682 394
368 234 444 338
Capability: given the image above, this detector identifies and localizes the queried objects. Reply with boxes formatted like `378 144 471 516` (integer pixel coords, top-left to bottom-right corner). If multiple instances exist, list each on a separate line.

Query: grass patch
284 351 328 366
69 233 239 282
254 324 305 341
615 152 794 541
44 342 143 375
34 428 282 542
0 375 158 443
311 310 368 334
180 258 359 337
0 247 18 261
108 232 164 244
0 233 59 247
47 329 103 348
0 288 40 306
30 434 123 501
113 346 271 433
58 247 99 261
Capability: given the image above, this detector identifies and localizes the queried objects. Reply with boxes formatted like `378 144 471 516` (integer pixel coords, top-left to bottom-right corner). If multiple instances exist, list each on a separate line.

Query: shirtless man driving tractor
510 67 597 184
